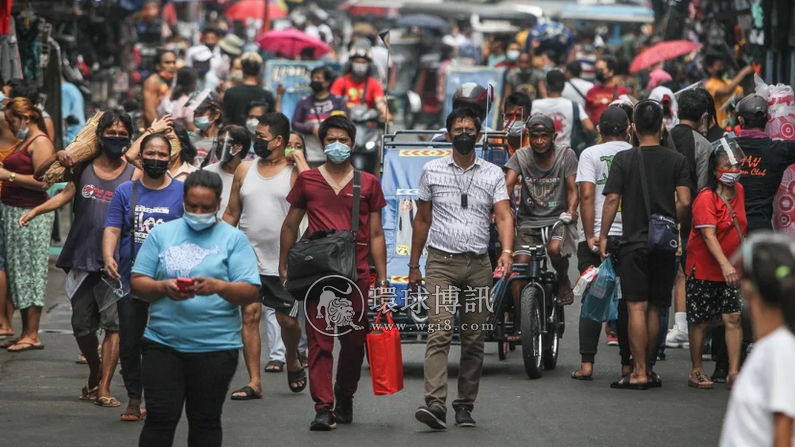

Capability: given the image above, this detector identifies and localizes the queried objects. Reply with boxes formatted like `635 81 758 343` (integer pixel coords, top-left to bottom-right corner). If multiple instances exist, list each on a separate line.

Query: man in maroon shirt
585 55 629 123
280 115 388 431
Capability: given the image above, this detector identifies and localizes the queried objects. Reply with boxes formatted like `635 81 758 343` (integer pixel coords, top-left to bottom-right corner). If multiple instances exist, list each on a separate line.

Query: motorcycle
349 105 384 176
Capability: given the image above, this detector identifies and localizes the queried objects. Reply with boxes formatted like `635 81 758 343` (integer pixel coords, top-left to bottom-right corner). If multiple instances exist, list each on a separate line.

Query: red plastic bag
366 311 404 395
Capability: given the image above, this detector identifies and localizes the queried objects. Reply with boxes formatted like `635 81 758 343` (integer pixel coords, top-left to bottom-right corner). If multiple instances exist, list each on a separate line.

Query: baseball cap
600 107 629 134
736 94 768 119
189 45 214 63
527 114 555 134
186 90 222 112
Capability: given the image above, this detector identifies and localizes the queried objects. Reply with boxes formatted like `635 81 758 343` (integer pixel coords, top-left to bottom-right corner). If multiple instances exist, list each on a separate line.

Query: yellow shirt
705 77 744 128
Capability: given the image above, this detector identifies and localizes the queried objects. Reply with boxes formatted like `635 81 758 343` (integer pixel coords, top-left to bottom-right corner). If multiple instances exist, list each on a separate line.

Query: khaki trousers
423 247 492 411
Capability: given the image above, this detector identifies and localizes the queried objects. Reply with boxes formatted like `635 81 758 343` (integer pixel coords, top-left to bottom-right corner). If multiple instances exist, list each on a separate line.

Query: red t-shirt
686 184 747 282
585 84 630 123
286 168 387 276
330 75 385 110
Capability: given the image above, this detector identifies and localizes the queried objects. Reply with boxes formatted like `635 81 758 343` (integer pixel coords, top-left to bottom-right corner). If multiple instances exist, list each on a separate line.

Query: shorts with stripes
260 275 300 317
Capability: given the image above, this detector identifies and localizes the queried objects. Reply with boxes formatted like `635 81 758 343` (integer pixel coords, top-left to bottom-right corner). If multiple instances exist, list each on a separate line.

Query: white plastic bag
766 84 795 140
573 265 599 302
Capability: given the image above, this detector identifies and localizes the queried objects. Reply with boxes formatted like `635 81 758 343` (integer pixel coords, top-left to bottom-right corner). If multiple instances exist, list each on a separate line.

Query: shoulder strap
572 100 579 121
636 148 652 220
567 81 586 100
130 181 138 265
611 84 620 101
360 77 369 106
351 170 361 234
716 192 745 243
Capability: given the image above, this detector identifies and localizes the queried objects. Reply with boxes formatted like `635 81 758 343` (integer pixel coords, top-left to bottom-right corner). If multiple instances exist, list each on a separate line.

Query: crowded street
1 0 795 445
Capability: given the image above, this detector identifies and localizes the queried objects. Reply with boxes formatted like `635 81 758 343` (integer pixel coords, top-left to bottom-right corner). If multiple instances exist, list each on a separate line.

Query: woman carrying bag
685 138 747 390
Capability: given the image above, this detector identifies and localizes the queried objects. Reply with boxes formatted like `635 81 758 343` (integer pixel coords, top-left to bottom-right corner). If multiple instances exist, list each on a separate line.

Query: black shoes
454 408 476 427
415 405 447 430
310 408 337 431
712 367 729 384
334 384 353 424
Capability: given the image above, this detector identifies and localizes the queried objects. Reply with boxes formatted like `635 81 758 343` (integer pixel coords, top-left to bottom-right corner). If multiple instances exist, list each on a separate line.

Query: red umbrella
629 40 701 74
256 28 332 59
225 0 288 22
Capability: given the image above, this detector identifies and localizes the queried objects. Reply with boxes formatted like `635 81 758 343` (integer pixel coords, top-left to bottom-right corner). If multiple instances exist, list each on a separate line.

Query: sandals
7 342 44 352
264 360 285 373
610 374 648 390
557 287 574 306
288 367 308 393
95 396 122 407
79 383 99 401
571 370 593 381
647 371 663 389
688 371 714 389
230 385 263 400
1 338 17 349
298 351 309 369
121 407 147 422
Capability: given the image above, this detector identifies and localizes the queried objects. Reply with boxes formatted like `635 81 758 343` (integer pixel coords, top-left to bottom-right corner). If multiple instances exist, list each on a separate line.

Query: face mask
142 158 169 179
718 171 741 186
716 69 726 78
595 71 607 83
324 141 351 163
102 136 130 159
352 62 368 77
246 119 259 134
253 138 273 159
193 115 212 131
285 147 299 157
183 210 217 232
197 66 210 77
453 133 476 155
15 125 29 140
506 120 525 137
230 70 244 83
205 44 216 52
506 50 520 62
583 44 595 53
310 81 325 94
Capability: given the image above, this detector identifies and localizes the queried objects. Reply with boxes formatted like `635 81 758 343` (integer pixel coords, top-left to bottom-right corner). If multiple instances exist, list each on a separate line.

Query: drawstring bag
581 258 619 322
366 310 404 396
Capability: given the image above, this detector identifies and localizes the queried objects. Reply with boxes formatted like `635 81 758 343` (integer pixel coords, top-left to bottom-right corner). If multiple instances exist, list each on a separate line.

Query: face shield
713 136 746 166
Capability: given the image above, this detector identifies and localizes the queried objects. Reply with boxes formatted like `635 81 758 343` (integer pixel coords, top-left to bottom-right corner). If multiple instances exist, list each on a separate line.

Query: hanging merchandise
41 36 63 150
0 16 23 81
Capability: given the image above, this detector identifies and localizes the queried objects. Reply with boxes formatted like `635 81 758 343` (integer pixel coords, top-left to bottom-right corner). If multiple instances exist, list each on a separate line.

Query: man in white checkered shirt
409 108 515 430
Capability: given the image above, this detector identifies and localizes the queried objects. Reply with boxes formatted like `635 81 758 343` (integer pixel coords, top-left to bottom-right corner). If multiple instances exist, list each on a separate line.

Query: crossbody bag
637 148 679 253
286 170 361 297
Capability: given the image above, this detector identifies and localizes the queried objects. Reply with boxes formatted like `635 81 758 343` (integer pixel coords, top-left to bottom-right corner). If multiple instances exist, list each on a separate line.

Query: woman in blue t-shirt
131 170 260 447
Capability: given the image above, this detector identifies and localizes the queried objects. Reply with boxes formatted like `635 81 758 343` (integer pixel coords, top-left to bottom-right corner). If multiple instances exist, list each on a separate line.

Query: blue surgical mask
324 141 351 164
183 210 217 231
194 116 212 131
15 125 29 140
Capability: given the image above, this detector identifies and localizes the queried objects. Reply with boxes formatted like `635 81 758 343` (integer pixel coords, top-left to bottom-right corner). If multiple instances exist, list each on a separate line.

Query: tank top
56 162 136 272
238 161 293 275
1 134 50 208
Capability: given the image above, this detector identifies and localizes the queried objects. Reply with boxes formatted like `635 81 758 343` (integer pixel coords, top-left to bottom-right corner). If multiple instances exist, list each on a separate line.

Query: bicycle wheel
520 286 543 379
543 306 562 370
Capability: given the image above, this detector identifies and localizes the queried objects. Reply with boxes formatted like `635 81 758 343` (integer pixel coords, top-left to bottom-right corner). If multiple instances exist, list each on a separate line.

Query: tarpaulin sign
263 60 342 122
367 311 404 395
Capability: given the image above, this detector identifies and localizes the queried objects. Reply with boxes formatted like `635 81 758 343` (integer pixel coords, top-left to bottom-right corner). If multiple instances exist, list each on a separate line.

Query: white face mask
718 172 741 186
246 119 259 134
352 62 368 76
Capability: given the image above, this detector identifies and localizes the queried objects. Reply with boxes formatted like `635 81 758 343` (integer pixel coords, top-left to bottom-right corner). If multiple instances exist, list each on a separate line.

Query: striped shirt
418 155 509 254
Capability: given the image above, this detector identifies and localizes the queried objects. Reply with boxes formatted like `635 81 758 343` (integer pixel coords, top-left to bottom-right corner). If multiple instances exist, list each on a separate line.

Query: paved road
0 261 729 447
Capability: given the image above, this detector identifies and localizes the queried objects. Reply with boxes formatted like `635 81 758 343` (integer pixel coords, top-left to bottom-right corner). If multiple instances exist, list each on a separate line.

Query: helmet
348 45 372 62
453 82 489 121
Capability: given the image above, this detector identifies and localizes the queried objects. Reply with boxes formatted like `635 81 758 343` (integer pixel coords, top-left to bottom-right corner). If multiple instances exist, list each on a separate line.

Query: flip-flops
79 383 99 401
288 368 308 393
230 386 263 401
121 407 147 422
648 371 663 389
7 342 44 352
610 374 648 390
95 396 122 407
264 360 285 373
571 370 593 381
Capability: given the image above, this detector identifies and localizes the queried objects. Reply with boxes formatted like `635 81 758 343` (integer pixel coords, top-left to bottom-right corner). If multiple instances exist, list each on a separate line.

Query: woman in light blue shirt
131 170 260 447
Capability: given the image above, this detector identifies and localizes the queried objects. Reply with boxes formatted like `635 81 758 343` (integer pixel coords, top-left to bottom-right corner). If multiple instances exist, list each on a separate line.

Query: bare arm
493 199 515 271
142 77 160 127
125 115 174 166
19 182 76 226
102 227 123 280
287 150 310 174
699 227 739 286
193 277 260 306
505 169 520 200
5 137 56 191
714 66 754 97
599 193 620 257
773 413 794 447
537 80 548 99
222 161 249 227
565 174 579 217
581 118 595 133
408 200 433 269
675 186 691 223
369 210 387 282
44 117 55 142
579 181 597 243
278 206 307 283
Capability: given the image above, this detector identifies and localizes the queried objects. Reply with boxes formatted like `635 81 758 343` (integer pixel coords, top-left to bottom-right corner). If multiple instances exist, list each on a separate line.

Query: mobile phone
177 278 195 292
493 266 505 279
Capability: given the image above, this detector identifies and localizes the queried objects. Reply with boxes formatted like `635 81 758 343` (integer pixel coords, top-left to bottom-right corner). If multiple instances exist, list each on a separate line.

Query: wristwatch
502 249 513 256
9 173 16 183
377 279 390 287
408 264 420 270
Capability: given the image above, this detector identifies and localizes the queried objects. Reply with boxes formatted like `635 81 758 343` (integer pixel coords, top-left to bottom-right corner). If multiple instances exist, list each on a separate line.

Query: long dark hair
140 132 173 154
171 67 198 101
172 123 196 165
747 238 795 334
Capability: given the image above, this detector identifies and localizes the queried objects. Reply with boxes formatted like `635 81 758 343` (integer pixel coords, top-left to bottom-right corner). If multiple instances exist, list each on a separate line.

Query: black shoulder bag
637 148 679 253
286 170 361 297
570 101 591 158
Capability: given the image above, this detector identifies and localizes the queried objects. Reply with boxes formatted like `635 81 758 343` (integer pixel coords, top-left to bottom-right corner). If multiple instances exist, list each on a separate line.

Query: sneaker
454 408 476 427
334 384 353 424
415 405 447 430
712 367 728 384
310 408 337 431
665 326 690 349
606 332 619 346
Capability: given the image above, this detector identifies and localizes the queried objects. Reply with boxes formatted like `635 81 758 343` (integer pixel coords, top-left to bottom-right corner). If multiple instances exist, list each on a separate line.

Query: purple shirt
292 94 348 134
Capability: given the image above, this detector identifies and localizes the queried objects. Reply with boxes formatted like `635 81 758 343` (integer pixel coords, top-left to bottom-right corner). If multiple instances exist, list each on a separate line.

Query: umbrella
629 40 700 74
225 0 288 22
256 28 332 59
396 14 449 32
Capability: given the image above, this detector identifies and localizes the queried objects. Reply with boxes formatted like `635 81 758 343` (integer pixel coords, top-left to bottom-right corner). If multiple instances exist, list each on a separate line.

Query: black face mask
253 138 273 159
453 133 477 155
102 136 130 160
595 71 607 83
205 43 216 51
142 158 169 179
310 81 325 94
